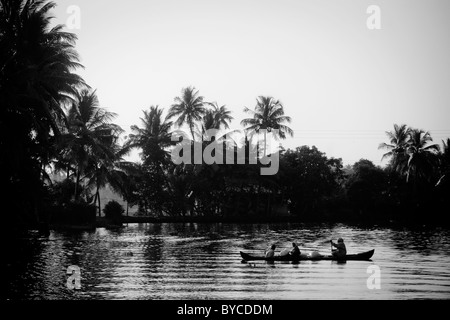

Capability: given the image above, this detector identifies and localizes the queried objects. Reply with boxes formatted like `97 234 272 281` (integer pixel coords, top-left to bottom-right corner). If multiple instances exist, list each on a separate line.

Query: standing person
265 244 276 258
331 238 347 259
289 242 301 258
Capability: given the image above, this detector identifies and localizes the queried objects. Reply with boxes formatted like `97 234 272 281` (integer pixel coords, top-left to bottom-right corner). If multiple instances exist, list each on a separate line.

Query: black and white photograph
2 0 450 308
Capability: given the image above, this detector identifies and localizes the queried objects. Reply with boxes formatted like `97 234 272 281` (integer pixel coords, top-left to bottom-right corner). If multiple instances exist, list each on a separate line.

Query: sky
51 0 450 166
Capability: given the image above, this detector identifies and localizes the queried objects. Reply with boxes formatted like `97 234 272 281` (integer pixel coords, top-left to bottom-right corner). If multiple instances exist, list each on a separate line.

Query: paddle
301 240 334 254
300 240 332 250
317 239 333 251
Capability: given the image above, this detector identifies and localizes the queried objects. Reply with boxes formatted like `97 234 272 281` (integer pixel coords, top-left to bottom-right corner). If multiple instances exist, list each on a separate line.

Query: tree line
2 1 449 231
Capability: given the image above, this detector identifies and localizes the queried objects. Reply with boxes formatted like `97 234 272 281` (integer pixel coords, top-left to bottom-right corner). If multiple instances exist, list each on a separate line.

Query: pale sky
52 0 450 166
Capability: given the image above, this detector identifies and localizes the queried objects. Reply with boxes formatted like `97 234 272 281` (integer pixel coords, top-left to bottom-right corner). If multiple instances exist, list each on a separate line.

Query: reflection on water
5 223 450 300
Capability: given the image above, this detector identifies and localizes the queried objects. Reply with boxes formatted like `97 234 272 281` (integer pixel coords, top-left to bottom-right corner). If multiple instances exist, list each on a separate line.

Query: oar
281 244 322 253
316 239 333 251
301 240 333 253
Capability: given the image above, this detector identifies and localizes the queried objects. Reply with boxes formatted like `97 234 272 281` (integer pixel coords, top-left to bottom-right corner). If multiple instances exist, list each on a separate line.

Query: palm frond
241 96 293 142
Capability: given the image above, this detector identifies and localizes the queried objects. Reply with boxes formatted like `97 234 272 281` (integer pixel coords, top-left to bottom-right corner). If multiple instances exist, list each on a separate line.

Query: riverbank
8 211 449 236
48 217 124 231
119 214 450 229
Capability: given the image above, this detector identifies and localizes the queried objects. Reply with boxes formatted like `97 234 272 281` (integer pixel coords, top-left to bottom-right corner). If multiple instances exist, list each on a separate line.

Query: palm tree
167 86 206 141
85 143 138 217
126 106 174 166
206 102 233 130
378 124 410 175
405 129 440 184
240 96 293 156
201 110 217 133
199 103 234 142
0 0 85 224
1 0 85 139
126 106 178 217
61 89 122 201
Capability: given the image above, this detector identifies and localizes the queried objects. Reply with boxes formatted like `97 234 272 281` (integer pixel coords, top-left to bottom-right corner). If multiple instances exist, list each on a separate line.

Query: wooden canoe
240 249 374 262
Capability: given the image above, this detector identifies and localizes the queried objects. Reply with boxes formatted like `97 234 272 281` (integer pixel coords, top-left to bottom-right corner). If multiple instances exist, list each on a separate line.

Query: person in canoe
265 244 277 258
330 238 347 259
289 242 301 258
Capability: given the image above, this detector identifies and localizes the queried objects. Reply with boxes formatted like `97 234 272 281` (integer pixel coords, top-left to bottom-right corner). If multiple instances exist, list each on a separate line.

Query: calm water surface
5 223 450 300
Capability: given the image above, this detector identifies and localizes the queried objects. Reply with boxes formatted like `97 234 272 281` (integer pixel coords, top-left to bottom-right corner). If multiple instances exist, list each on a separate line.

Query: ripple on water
5 223 450 300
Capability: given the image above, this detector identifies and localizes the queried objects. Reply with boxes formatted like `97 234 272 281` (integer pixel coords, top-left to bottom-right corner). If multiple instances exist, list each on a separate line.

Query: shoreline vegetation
2 1 450 236
115 215 449 227
43 214 449 234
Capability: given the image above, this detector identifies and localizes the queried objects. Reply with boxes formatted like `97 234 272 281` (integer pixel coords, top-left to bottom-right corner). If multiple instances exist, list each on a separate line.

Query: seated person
331 238 347 259
289 242 301 258
265 244 276 258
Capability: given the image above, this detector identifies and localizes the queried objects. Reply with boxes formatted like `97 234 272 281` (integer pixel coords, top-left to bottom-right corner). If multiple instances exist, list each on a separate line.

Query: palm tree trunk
97 189 101 217
190 124 195 142
264 130 267 157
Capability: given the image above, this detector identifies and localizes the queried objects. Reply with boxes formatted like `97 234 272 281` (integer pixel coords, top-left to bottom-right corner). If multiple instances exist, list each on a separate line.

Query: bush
103 200 124 223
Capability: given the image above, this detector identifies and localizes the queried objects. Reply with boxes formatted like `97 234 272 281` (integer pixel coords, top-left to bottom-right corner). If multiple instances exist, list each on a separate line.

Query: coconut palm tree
1 0 85 140
405 129 440 184
126 106 174 166
167 86 206 141
61 89 122 201
85 143 139 217
201 110 217 132
206 102 234 130
0 0 85 224
126 106 179 217
240 96 293 156
378 124 410 175
198 103 235 142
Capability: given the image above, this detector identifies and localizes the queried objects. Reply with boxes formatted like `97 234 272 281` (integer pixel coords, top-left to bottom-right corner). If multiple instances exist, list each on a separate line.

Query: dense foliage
2 1 449 232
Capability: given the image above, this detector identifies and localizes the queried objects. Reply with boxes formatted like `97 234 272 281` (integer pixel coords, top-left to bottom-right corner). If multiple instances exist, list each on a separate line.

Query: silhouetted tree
167 86 206 141
405 129 440 184
0 0 85 227
279 146 343 218
379 124 410 176
241 96 293 156
345 159 388 217
61 89 122 202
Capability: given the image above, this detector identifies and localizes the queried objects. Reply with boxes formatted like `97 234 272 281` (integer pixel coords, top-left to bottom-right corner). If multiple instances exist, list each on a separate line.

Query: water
5 223 450 300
